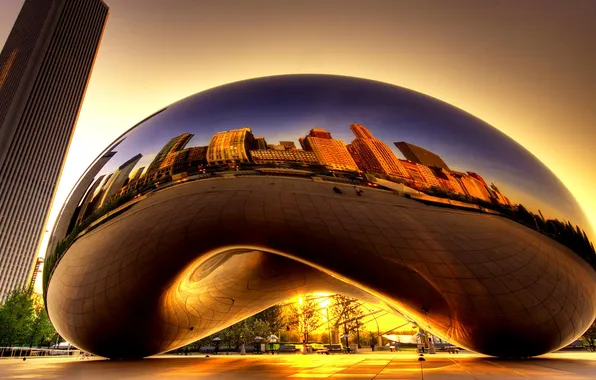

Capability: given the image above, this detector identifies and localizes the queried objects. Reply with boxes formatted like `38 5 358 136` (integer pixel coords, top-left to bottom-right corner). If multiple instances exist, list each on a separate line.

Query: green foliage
0 288 57 347
583 319 596 349
182 304 287 351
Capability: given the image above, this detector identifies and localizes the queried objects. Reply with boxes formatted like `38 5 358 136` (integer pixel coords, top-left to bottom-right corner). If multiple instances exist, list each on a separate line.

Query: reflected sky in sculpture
95 74 586 228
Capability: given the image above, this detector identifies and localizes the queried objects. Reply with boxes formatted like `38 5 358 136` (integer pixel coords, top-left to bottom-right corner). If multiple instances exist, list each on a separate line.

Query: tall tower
348 124 409 177
302 129 358 172
146 133 194 173
0 0 109 300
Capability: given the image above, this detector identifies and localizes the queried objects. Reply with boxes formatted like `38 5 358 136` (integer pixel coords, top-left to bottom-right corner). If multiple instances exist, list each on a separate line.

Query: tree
29 307 58 347
0 288 59 348
329 295 365 346
583 319 596 351
255 304 286 336
287 298 321 344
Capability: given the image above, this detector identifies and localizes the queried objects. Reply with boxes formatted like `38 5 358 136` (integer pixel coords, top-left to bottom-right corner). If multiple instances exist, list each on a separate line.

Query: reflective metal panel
43 74 596 358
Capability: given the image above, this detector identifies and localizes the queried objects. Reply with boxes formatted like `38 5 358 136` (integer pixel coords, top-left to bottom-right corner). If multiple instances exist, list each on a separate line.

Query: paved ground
1 351 596 379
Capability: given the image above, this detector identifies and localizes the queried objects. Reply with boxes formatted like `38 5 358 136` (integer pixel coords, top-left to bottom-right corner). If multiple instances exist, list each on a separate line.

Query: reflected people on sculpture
43 74 596 359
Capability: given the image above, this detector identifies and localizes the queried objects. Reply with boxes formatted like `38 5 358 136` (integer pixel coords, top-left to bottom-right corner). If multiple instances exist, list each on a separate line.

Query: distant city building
399 160 441 188
346 144 364 169
415 162 441 188
207 127 256 165
489 183 512 206
301 129 358 172
49 148 117 256
430 167 464 194
394 142 450 170
147 133 194 173
0 0 109 300
256 137 268 150
129 167 145 182
170 146 208 175
348 124 409 177
250 149 318 165
75 174 105 226
279 141 297 150
467 172 488 187
452 171 490 201
98 154 143 207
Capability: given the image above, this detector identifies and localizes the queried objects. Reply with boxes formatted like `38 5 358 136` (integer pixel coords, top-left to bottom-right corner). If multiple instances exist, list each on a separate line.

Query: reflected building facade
250 149 318 165
395 141 450 171
42 74 596 359
300 129 358 172
207 127 256 165
0 0 109 299
349 123 409 177
147 133 193 173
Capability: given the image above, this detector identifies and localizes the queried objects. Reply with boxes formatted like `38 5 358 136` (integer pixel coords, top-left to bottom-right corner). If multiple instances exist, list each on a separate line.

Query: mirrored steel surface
44 75 596 358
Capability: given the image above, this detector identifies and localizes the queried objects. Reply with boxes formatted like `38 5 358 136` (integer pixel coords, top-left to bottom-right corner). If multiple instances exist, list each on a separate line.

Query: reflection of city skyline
70 75 587 230
79 122 513 223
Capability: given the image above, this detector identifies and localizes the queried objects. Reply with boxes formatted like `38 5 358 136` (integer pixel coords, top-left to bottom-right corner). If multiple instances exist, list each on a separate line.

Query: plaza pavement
1 351 596 379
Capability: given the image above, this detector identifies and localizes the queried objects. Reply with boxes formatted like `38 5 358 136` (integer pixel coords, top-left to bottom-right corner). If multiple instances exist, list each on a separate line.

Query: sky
1 0 595 262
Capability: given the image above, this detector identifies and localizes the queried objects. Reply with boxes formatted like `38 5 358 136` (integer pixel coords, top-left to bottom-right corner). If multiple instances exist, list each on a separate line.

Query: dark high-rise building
147 133 194 173
279 141 297 150
394 142 450 170
0 0 109 299
255 136 268 150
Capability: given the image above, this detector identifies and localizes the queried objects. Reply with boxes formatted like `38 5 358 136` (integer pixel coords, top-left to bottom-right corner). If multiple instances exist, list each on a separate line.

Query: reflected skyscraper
301 129 358 172
395 141 450 170
147 133 194 173
98 153 142 207
0 0 109 299
207 127 256 165
349 124 409 177
255 136 268 150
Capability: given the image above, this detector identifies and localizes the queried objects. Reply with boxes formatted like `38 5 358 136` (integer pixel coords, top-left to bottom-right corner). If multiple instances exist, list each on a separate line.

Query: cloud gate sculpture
43 74 596 359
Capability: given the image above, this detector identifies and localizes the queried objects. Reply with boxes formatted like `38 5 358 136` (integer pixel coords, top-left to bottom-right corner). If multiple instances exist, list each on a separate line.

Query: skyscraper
206 127 256 165
98 153 143 207
348 124 409 177
279 141 297 150
394 142 450 170
146 133 194 173
301 129 358 172
0 0 109 300
255 136 268 150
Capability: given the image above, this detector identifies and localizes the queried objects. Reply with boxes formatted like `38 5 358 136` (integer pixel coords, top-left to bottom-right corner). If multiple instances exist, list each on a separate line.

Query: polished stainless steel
43 74 596 359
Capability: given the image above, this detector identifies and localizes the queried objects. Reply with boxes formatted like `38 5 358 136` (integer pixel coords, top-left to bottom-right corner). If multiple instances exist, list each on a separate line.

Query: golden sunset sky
1 0 595 264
